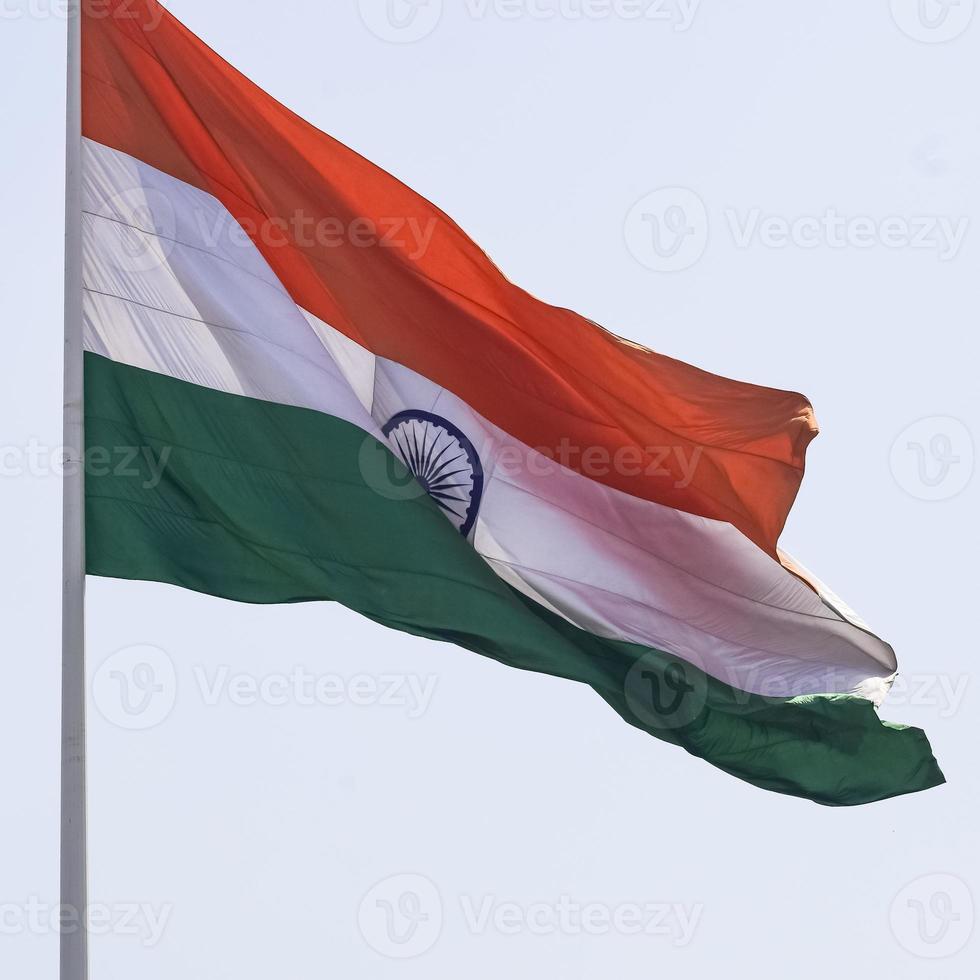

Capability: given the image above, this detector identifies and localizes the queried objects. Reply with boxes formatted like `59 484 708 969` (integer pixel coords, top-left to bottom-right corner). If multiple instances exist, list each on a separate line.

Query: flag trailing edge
78 0 944 805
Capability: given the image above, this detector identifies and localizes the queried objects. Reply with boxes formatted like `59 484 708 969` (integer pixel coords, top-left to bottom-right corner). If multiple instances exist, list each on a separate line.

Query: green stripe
83 352 944 805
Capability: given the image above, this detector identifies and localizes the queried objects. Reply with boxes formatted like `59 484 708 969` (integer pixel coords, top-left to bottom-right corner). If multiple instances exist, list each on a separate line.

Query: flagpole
61 2 88 979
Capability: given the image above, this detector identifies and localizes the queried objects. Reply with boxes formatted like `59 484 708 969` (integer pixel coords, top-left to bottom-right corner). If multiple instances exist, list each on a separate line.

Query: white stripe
81 138 896 703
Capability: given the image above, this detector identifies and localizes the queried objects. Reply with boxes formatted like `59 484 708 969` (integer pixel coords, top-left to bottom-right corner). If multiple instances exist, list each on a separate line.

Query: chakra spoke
427 453 466 484
432 499 466 519
428 467 469 485
422 434 455 484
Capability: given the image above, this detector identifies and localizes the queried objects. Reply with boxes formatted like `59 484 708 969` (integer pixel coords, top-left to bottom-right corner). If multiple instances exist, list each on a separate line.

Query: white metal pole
61 2 88 979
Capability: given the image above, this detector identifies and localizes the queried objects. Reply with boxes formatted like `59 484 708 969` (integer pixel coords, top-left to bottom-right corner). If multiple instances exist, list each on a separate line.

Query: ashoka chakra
381 410 484 538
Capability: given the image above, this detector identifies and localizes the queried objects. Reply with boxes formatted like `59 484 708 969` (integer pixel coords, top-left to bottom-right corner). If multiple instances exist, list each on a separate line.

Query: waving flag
77 0 942 804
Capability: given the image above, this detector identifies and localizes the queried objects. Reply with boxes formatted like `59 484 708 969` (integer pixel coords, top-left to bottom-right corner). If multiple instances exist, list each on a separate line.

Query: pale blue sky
0 2 977 977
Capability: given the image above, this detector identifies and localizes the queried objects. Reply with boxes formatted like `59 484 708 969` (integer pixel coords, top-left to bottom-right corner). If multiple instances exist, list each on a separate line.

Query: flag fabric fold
78 0 943 804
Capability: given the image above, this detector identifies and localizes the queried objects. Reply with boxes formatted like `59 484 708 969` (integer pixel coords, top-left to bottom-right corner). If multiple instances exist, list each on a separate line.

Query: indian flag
77 0 943 805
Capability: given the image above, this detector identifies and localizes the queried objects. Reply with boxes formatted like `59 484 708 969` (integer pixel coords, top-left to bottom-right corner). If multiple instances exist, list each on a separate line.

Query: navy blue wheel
381 410 485 538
